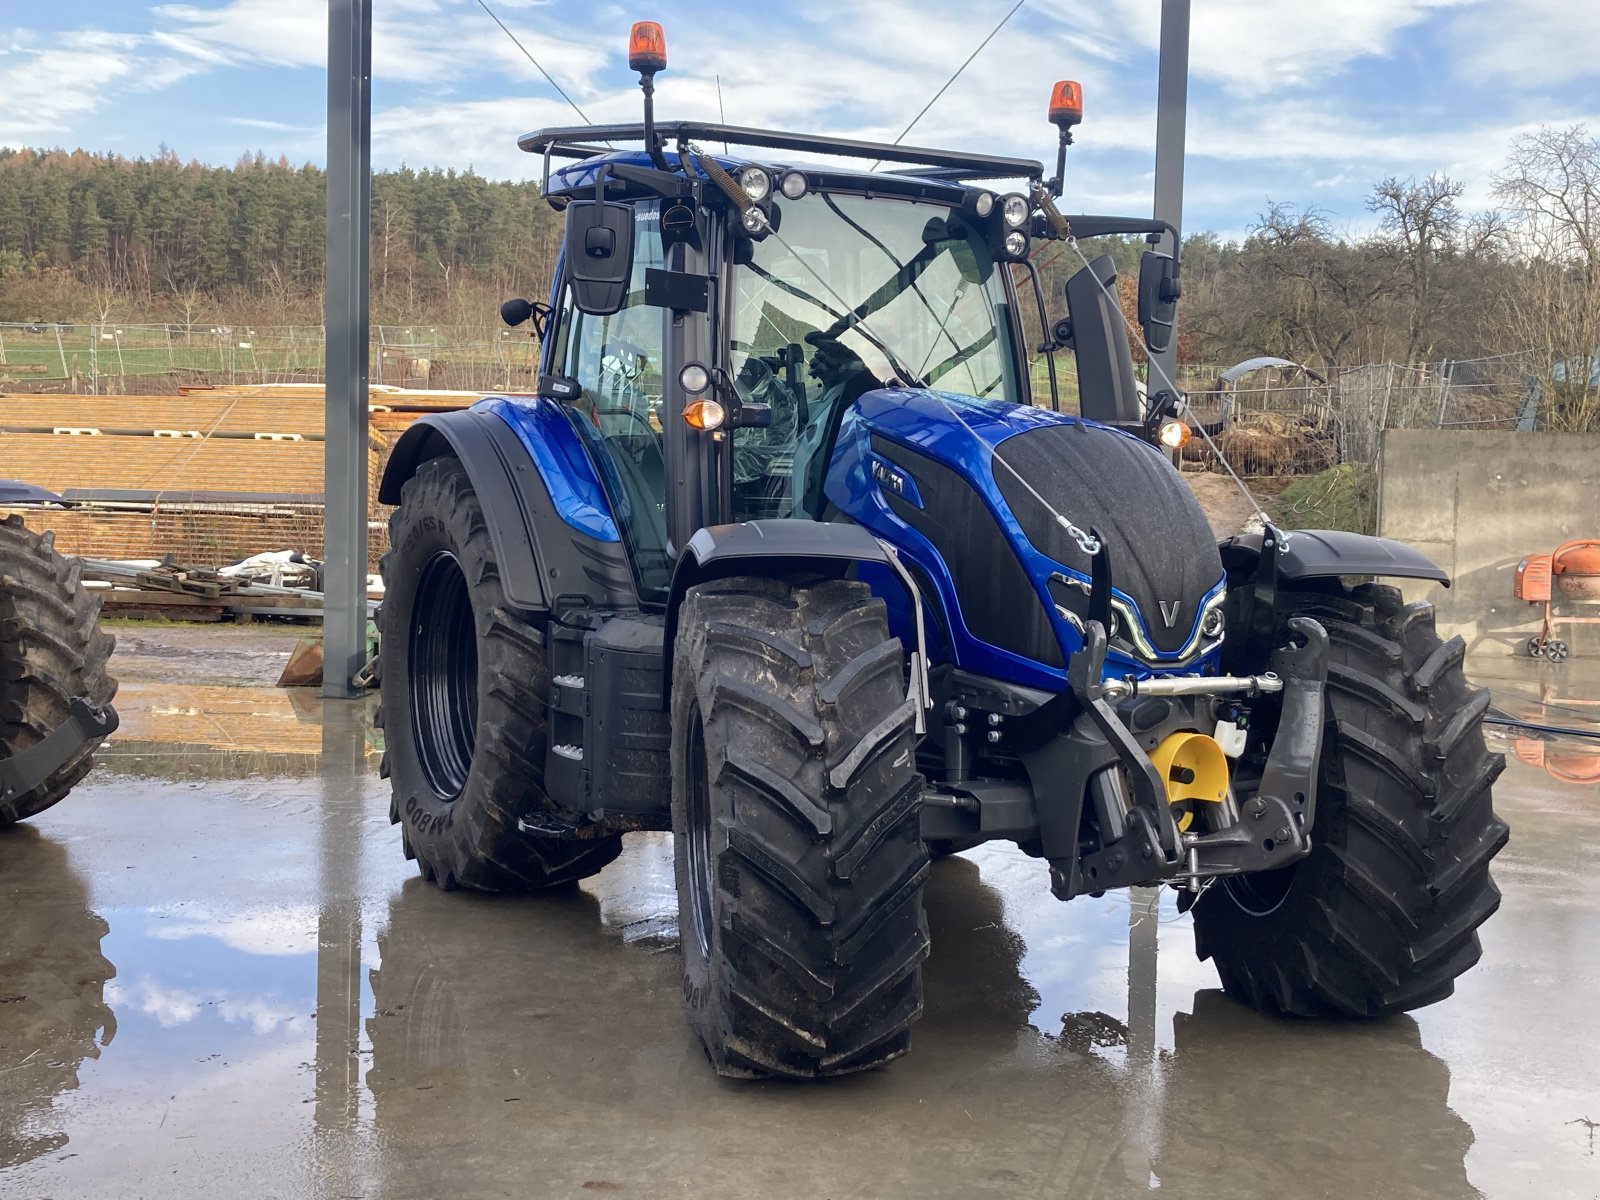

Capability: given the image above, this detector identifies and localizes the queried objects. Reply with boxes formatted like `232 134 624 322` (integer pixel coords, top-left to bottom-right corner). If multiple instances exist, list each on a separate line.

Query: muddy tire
1193 582 1508 1016
671 576 929 1078
377 456 621 891
0 516 116 827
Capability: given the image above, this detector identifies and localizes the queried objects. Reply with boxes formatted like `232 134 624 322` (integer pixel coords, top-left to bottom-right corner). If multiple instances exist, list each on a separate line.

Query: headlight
1202 604 1225 638
678 363 710 394
1003 229 1029 259
779 171 808 200
1001 193 1030 228
741 206 768 234
738 166 771 203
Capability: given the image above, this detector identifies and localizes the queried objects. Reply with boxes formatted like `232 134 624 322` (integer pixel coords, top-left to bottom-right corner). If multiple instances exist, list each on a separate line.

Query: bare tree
1368 174 1464 365
1494 126 1600 431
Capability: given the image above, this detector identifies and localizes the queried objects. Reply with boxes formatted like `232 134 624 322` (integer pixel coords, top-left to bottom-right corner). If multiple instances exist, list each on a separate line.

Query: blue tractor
377 24 1506 1078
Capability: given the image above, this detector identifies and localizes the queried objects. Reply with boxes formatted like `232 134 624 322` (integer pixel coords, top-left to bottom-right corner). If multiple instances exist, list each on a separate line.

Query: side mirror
1137 250 1180 356
563 199 636 316
500 297 552 340
1064 254 1140 425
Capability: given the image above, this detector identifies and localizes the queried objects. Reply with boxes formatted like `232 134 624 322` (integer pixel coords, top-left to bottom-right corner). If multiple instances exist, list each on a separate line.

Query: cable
1485 715 1600 742
1486 683 1600 725
1060 235 1271 528
473 0 597 128
867 0 1027 171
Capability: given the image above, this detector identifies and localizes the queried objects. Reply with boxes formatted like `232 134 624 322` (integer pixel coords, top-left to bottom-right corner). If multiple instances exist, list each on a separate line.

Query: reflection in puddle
0 832 116 1171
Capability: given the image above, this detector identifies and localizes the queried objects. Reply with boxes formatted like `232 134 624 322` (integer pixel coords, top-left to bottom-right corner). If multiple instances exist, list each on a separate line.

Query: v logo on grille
1158 600 1181 628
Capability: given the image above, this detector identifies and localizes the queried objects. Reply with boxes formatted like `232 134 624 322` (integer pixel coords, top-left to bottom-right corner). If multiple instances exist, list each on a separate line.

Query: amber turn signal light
629 21 667 73
1049 80 1083 128
683 398 726 431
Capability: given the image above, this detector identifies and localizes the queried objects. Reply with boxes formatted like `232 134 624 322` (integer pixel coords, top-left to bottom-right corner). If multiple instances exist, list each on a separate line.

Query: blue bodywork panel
477 395 620 543
826 389 1224 691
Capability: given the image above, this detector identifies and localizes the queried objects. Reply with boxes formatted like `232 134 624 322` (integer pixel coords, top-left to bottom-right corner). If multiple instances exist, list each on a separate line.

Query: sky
3 0 1599 240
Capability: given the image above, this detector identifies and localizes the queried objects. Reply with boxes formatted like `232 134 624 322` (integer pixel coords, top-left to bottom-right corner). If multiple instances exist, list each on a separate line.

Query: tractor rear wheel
378 456 621 891
1192 582 1508 1016
0 516 116 827
671 576 929 1078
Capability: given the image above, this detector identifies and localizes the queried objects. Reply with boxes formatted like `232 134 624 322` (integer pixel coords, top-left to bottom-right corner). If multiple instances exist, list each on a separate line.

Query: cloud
1450 0 1600 87
1111 0 1480 97
0 30 198 147
144 906 318 956
107 977 303 1035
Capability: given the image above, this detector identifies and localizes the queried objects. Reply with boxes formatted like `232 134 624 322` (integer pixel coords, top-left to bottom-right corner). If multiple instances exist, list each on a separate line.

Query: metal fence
0 321 543 395
1179 352 1541 475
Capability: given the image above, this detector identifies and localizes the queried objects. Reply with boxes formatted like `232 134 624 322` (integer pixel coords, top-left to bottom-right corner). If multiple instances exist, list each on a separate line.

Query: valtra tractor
376 23 1507 1078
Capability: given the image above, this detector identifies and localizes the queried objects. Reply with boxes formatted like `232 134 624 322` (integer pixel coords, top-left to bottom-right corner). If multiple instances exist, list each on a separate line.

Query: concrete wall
1378 429 1600 658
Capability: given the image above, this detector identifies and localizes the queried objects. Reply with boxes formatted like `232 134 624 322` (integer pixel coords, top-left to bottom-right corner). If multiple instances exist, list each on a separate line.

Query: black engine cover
992 423 1223 655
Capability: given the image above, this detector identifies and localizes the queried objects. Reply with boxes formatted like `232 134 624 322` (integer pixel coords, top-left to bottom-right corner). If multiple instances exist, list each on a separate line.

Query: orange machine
1516 539 1600 661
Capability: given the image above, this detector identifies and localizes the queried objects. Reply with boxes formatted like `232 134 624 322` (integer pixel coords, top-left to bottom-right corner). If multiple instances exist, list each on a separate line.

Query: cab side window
554 202 670 600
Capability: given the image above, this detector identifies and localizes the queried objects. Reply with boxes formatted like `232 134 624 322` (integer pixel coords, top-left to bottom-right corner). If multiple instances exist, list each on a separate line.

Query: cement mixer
1515 538 1600 662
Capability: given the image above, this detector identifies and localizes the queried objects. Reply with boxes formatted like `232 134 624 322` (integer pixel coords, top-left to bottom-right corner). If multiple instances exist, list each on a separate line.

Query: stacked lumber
0 384 475 567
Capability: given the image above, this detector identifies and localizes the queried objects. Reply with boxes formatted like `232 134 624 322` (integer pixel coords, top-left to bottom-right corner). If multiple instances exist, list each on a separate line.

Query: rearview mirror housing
563 199 636 316
1064 254 1140 425
1137 250 1179 356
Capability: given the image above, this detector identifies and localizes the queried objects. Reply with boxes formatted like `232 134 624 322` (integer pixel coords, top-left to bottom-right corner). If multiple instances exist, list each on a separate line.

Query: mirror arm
1016 258 1061 412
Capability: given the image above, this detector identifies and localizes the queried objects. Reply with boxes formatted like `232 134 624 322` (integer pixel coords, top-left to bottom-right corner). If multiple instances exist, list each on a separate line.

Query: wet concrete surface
3 638 1599 1199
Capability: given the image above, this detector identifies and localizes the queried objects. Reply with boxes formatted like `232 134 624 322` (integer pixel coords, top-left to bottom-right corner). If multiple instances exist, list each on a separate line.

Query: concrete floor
2 632 1598 1199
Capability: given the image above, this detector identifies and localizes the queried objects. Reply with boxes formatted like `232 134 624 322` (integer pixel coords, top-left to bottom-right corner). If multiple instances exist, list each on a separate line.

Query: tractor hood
826 388 1226 688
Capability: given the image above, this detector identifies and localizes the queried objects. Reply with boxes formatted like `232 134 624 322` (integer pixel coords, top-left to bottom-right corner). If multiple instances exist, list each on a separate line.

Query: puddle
2 702 1596 1198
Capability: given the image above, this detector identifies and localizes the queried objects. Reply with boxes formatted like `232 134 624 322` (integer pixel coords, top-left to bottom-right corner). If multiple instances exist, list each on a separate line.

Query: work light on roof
738 166 771 203
779 171 808 200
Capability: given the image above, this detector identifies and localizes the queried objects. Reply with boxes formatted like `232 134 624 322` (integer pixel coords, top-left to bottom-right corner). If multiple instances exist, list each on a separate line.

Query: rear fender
378 405 635 612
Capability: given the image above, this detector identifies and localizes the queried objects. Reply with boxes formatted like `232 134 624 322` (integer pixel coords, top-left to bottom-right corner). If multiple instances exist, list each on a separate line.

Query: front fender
1221 528 1450 588
663 519 898 683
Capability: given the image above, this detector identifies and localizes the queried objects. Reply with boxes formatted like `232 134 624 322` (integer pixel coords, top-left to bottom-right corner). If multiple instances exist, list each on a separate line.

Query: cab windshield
729 190 1019 520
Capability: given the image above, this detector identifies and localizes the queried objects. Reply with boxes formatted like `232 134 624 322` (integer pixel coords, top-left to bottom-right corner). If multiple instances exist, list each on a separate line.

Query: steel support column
1150 0 1190 394
323 0 372 698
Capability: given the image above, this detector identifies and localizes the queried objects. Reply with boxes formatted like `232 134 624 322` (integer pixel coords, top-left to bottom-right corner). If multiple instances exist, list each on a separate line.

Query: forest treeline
1 129 1597 428
0 146 562 329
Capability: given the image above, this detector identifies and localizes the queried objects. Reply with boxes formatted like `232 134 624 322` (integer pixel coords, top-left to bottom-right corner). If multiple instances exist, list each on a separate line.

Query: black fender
378 410 636 612
663 519 897 682
0 480 68 506
1220 528 1450 588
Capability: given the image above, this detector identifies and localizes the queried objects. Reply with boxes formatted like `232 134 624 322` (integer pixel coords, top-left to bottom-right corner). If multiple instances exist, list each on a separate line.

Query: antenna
868 0 1027 171
473 0 596 127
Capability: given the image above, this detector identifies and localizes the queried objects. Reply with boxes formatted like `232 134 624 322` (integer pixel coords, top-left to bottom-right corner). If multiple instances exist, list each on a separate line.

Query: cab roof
523 121 1043 203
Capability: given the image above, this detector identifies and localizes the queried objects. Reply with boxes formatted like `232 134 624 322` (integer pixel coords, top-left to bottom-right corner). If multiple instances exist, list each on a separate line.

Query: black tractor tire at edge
671 575 930 1078
1193 581 1508 1017
0 515 117 827
377 455 621 892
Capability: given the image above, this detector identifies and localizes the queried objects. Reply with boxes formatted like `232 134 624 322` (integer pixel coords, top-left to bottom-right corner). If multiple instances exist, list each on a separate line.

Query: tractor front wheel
378 456 621 892
1193 582 1508 1016
671 576 929 1078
